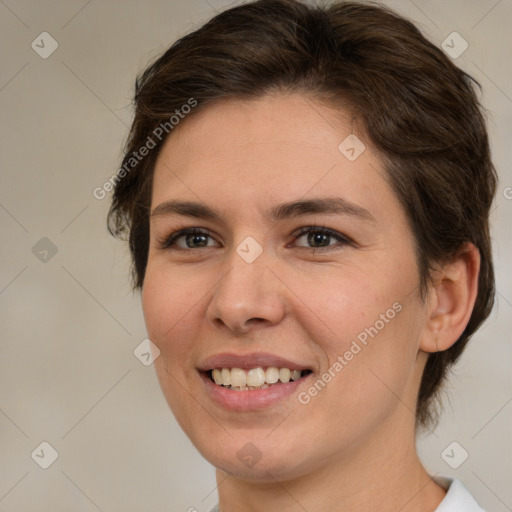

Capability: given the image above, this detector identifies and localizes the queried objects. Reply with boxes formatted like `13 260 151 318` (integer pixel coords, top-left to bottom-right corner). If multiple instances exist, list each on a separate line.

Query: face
142 93 430 482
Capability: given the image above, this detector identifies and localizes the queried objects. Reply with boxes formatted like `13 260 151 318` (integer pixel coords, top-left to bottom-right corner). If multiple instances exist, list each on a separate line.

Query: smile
209 367 312 390
197 352 315 410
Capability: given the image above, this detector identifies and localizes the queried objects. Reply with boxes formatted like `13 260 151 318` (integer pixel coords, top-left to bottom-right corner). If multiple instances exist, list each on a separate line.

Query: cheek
319 296 425 426
141 259 221 389
141 271 168 345
141 266 199 418
141 263 194 359
301 255 424 405
304 257 417 349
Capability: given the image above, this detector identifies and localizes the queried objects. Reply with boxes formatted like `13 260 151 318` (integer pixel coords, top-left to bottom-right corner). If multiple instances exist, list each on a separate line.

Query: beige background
1 0 511 511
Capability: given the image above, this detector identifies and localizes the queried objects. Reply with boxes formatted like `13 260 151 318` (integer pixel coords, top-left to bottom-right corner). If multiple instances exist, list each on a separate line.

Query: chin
195 433 315 483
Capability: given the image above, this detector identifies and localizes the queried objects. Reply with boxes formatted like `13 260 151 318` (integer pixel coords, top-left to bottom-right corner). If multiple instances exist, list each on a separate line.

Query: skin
142 93 480 512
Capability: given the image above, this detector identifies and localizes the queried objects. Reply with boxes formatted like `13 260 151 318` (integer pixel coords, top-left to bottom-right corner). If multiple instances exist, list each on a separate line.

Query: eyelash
158 226 353 252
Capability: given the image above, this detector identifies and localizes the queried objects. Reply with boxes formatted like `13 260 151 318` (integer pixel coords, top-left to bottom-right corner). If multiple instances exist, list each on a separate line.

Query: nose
206 249 286 335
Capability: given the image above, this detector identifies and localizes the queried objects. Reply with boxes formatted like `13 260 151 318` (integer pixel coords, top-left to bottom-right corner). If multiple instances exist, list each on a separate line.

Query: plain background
0 0 511 511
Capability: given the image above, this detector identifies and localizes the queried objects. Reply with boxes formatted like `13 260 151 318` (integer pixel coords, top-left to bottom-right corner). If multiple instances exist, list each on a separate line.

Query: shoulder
433 476 486 512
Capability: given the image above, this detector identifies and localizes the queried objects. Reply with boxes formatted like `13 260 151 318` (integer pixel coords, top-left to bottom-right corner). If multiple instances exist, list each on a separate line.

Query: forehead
151 93 399 223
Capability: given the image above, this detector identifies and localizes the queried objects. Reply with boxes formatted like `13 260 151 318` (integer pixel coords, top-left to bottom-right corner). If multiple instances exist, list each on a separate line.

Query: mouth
197 352 315 411
205 366 313 391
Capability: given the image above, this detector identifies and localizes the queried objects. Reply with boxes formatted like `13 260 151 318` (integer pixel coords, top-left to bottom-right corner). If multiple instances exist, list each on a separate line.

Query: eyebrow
151 197 376 224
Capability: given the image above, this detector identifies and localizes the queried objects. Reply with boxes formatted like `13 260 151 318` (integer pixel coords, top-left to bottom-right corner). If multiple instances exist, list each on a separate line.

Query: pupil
187 233 207 247
309 232 329 247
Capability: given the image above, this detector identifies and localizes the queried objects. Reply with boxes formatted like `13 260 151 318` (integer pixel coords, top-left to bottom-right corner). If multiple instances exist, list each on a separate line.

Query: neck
215 411 446 512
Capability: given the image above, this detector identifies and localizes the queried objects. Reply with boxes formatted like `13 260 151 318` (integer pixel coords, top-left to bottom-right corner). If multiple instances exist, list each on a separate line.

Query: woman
109 1 496 510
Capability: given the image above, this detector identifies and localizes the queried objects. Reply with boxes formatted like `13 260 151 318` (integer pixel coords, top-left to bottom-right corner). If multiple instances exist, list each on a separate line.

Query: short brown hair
108 0 497 427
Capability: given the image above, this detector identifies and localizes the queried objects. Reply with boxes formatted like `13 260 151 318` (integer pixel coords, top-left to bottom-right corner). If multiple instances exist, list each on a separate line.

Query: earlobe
420 243 481 353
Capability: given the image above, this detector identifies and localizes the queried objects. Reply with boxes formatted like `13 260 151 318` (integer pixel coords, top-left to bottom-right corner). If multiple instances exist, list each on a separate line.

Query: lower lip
199 371 310 411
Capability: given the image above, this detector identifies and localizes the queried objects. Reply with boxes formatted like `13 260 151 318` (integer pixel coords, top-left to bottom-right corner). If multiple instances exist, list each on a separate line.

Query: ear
419 243 481 353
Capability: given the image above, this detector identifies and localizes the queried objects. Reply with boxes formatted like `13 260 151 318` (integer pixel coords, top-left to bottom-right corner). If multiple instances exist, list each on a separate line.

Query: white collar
433 476 485 511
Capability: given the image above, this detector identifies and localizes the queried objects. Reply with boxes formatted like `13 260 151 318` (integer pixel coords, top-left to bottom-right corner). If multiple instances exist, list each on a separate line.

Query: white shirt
207 477 485 511
433 477 485 511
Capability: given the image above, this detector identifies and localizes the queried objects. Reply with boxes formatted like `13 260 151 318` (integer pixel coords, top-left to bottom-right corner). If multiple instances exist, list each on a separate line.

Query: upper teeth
211 367 302 387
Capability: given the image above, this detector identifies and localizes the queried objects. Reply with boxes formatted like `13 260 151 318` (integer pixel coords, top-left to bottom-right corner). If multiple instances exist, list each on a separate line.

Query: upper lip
197 352 313 372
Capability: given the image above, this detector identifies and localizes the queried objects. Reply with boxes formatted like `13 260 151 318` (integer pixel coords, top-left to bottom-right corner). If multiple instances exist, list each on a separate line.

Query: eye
292 226 352 251
158 226 352 252
159 228 219 250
